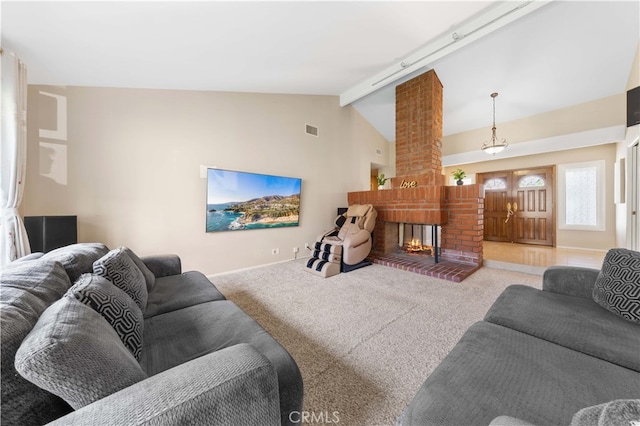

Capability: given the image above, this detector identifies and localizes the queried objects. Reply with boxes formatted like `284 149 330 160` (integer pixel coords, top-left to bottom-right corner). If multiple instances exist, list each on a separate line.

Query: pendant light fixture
482 92 508 155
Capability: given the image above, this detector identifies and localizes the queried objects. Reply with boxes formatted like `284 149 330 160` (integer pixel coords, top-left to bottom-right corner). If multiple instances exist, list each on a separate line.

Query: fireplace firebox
399 223 441 263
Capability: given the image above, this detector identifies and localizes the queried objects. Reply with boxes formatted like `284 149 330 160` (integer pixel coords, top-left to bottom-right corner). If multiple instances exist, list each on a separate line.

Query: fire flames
406 239 432 254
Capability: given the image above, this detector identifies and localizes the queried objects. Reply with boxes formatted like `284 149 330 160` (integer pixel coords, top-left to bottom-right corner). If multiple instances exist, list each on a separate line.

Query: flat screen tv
206 168 301 232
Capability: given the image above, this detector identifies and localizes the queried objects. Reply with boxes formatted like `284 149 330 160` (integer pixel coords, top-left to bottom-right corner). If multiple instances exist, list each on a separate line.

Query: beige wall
443 94 625 157
24 86 387 274
349 107 394 189
443 144 617 250
439 60 635 252
368 140 395 190
441 104 624 251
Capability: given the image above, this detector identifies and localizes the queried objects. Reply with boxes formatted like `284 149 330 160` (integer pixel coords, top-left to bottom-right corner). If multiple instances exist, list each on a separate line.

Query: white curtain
1 49 31 266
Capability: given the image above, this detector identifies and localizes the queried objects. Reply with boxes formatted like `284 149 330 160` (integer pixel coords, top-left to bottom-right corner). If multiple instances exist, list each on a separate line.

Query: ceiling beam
339 0 551 107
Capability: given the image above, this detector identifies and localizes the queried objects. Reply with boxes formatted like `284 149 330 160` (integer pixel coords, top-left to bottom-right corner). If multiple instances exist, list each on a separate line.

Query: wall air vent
376 148 383 156
305 124 319 137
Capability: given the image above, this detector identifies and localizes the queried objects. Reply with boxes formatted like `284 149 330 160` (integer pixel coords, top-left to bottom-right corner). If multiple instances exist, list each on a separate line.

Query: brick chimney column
395 70 444 187
348 68 484 272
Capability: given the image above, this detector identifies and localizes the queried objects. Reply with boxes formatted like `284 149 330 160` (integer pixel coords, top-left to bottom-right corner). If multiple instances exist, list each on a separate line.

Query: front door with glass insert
479 167 554 246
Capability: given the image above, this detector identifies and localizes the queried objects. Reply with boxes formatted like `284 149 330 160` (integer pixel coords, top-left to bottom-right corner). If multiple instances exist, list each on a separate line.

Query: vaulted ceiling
2 1 638 142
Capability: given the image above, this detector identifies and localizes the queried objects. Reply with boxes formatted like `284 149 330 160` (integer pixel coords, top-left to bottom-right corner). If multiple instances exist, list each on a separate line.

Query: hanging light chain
482 92 508 155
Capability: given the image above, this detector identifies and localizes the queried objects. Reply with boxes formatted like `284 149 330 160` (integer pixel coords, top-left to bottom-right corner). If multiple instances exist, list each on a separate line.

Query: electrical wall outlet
293 247 299 253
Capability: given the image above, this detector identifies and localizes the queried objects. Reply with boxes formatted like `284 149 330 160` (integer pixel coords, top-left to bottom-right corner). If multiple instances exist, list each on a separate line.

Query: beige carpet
212 259 542 426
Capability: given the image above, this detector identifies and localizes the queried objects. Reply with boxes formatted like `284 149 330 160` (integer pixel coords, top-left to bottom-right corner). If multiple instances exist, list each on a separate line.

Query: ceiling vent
305 124 318 137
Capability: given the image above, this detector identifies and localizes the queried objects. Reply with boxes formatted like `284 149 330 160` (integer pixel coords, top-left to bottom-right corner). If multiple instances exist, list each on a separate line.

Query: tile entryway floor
483 241 605 275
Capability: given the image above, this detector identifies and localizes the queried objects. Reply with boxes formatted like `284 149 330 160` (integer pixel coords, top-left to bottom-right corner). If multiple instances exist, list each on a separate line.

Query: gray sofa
1 243 302 426
400 248 640 426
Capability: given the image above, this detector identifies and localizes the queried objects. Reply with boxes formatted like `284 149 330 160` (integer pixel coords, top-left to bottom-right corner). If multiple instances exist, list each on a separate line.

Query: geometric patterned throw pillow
67 274 144 360
592 248 640 324
120 246 156 293
93 248 148 312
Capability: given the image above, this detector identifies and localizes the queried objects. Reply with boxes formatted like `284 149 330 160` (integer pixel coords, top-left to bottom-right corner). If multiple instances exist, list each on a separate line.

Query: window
484 178 506 190
518 175 544 188
558 161 605 231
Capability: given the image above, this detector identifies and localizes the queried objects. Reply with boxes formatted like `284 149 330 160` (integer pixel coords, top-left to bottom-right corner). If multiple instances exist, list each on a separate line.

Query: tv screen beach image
206 168 301 232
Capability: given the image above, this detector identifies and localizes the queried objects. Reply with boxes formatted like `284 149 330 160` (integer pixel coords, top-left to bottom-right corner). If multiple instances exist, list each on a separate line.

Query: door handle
505 202 514 223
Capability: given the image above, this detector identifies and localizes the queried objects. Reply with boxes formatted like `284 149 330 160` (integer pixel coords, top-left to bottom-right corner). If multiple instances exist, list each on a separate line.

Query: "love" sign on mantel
399 180 417 188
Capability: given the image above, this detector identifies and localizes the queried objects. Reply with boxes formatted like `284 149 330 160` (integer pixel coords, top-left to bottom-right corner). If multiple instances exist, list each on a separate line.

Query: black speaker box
628 86 640 128
24 216 77 253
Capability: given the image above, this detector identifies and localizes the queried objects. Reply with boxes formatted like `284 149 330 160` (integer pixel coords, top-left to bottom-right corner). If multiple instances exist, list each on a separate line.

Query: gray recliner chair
305 204 377 278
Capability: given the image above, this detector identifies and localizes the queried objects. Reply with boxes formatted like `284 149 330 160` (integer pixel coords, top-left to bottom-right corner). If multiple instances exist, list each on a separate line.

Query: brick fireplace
347 70 484 282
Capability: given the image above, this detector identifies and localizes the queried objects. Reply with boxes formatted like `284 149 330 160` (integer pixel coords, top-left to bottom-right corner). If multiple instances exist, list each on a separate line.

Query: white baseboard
483 260 545 276
555 246 608 253
207 255 311 279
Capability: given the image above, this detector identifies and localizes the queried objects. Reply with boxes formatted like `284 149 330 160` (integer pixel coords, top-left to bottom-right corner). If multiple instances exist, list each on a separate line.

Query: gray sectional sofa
400 248 640 425
1 243 302 426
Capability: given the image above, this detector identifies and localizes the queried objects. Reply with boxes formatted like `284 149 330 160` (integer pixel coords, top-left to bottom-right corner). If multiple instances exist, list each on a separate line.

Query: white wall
23 86 388 274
